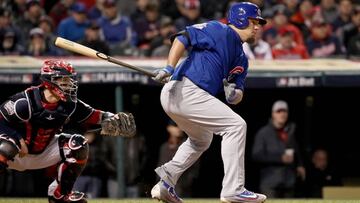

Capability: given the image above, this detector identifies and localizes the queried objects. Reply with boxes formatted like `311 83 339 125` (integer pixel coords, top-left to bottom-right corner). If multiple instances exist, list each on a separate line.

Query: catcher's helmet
40 60 78 102
228 2 266 29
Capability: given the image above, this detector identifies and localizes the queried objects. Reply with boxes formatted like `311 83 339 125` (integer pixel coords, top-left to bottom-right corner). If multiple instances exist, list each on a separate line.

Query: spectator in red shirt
290 0 318 40
272 29 309 59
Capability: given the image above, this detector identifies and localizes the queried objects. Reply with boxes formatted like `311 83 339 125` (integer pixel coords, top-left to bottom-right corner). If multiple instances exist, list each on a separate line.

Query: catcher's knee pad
59 133 89 164
0 134 20 173
57 133 89 195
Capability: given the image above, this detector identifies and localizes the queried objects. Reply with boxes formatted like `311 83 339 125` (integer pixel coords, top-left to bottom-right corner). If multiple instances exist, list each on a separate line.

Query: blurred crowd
0 0 359 59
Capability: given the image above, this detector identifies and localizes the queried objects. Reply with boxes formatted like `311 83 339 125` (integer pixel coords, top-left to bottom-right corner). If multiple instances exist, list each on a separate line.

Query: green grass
0 199 360 203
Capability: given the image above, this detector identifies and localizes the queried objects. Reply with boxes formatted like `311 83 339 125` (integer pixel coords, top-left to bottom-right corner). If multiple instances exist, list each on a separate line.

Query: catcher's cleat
220 189 266 203
48 191 87 203
151 180 183 203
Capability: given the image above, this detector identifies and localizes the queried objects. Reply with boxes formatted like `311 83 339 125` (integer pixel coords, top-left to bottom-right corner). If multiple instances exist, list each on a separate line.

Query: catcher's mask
40 60 78 102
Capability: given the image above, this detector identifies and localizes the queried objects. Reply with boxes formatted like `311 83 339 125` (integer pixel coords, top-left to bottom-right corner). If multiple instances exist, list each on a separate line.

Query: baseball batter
0 60 136 203
151 2 267 203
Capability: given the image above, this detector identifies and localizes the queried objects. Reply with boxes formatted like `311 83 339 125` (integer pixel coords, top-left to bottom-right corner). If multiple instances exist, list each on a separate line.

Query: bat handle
107 56 157 78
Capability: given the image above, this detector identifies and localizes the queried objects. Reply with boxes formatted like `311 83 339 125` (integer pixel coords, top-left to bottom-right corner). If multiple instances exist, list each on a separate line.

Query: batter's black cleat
48 191 87 203
151 180 183 203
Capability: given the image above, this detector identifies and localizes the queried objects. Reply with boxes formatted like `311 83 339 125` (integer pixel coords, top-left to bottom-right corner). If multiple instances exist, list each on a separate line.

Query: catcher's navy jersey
173 20 248 96
0 86 102 154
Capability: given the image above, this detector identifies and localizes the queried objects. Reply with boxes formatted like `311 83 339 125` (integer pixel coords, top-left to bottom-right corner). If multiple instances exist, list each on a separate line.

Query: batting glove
223 79 237 103
153 65 174 83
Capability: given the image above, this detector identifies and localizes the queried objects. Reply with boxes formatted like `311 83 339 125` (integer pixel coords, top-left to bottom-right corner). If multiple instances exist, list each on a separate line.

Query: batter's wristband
163 65 174 75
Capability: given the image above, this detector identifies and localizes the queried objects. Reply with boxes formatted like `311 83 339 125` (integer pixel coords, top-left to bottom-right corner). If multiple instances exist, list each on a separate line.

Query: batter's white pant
155 77 247 197
7 135 62 171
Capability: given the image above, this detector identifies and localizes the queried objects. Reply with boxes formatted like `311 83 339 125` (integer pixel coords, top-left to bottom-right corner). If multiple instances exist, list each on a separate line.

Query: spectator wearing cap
252 100 305 198
48 0 75 27
0 28 25 55
150 16 177 57
79 22 110 56
97 0 137 55
133 3 161 53
15 0 44 44
306 21 344 58
174 0 207 31
243 28 273 60
272 28 309 59
57 2 90 42
25 27 59 56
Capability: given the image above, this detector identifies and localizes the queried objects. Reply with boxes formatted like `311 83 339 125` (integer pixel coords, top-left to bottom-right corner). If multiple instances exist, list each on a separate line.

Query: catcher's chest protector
26 87 76 128
21 87 76 153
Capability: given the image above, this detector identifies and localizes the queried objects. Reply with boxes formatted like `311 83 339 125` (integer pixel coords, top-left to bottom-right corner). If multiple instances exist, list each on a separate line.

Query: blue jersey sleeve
185 22 218 50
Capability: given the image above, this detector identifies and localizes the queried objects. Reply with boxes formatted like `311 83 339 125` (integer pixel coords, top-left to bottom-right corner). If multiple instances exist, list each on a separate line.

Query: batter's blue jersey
173 20 248 96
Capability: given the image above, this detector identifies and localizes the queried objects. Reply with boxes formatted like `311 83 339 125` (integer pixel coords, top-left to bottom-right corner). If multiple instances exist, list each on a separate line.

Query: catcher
0 60 136 203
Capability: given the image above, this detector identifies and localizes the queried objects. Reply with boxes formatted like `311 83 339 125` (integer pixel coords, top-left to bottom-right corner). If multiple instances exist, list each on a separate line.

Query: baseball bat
54 37 156 77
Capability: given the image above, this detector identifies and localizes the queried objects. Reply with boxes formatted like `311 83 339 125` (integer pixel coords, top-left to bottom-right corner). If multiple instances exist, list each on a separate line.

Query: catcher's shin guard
49 133 88 202
0 134 20 173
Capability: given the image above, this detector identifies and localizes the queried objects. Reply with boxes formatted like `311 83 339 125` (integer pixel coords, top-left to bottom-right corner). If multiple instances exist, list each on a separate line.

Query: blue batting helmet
228 2 267 29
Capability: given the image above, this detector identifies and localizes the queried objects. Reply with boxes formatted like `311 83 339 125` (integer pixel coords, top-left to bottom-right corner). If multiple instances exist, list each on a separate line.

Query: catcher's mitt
100 112 136 137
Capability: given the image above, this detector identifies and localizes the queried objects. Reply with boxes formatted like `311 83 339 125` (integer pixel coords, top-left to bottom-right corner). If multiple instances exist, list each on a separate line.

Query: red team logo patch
228 66 244 81
230 66 244 75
